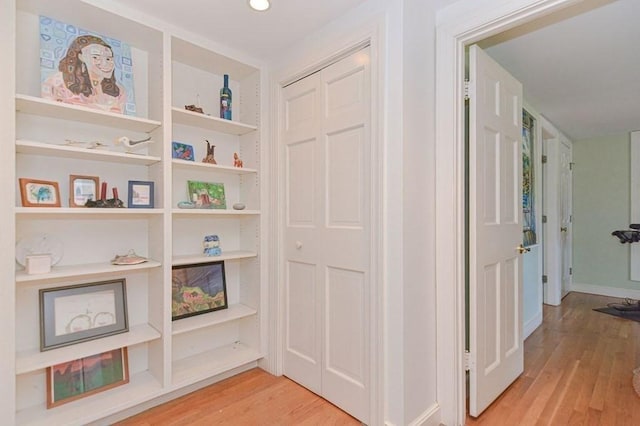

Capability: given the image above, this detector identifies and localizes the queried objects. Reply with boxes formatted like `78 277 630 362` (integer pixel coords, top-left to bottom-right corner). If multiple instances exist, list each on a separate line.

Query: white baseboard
570 282 640 300
523 310 542 339
408 402 441 426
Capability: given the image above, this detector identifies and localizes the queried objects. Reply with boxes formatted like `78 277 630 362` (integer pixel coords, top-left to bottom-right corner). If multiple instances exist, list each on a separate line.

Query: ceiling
481 0 640 140
111 0 638 142
110 0 370 63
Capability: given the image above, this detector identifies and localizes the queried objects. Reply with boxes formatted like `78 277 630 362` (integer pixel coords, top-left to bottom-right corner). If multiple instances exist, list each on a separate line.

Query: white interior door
281 47 371 423
559 139 572 298
468 44 524 417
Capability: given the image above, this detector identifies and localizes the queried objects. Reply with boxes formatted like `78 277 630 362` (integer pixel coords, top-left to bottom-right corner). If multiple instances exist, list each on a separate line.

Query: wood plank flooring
117 292 640 425
467 292 640 425
115 368 360 425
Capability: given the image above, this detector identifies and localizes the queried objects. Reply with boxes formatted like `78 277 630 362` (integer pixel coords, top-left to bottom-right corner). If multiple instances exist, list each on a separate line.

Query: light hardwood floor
115 368 360 425
117 292 640 425
467 292 640 425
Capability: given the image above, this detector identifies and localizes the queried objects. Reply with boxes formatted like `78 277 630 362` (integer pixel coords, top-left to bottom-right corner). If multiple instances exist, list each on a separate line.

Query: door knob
295 241 303 250
517 244 531 254
560 227 567 232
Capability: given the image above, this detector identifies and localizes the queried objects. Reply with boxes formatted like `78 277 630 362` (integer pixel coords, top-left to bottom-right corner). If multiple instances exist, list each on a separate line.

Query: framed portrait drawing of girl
39 16 136 115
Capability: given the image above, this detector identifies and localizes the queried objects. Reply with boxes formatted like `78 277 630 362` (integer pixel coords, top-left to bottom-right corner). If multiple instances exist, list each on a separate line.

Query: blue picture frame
127 180 154 208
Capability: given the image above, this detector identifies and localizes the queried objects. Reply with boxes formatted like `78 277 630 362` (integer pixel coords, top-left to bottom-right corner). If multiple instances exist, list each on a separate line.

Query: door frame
268 22 385 426
434 0 578 423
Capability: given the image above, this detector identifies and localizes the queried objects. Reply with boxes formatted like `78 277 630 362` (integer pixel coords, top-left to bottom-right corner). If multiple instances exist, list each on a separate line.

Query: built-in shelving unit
5 1 265 424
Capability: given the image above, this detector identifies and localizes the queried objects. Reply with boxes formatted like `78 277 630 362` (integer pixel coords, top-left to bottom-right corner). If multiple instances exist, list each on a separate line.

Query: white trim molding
407 403 442 426
435 0 579 424
524 311 543 339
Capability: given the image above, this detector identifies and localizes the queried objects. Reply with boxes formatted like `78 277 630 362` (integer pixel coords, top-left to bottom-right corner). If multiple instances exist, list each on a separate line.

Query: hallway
467 292 640 425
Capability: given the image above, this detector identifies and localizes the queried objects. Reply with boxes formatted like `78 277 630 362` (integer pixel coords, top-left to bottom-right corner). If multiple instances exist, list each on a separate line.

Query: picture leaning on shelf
19 178 61 207
39 16 136 115
187 180 226 209
46 347 130 408
39 279 129 351
171 261 228 320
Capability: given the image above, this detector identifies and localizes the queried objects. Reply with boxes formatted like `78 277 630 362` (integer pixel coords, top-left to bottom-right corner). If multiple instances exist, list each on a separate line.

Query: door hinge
542 275 548 284
570 162 575 170
464 79 470 101
570 215 573 223
464 350 472 371
542 155 548 164
569 267 573 275
542 215 547 223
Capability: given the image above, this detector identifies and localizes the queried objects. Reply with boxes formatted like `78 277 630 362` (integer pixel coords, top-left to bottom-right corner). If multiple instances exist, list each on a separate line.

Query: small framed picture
187 180 226 209
172 261 228 320
39 279 128 351
172 141 195 161
19 178 61 207
69 175 99 207
128 180 154 208
46 347 129 408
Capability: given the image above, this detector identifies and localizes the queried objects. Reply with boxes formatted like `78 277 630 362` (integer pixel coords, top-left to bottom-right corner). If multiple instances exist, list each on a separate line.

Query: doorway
435 0 581 423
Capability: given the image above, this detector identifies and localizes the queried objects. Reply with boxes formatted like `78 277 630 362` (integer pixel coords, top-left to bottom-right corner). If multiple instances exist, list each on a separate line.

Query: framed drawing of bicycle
39 279 128 351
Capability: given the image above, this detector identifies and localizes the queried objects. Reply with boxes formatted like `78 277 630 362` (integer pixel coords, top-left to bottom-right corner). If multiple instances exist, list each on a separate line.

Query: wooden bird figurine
115 136 154 152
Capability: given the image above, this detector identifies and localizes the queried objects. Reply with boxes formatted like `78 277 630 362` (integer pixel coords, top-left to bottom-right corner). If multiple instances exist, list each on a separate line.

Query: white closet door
468 44 524 417
282 47 371 423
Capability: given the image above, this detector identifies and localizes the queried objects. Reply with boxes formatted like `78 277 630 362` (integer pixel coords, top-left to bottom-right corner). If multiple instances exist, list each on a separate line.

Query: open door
468 44 524 416
559 139 572 298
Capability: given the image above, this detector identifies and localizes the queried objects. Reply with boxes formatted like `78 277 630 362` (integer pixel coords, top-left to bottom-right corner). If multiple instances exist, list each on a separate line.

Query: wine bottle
220 74 232 120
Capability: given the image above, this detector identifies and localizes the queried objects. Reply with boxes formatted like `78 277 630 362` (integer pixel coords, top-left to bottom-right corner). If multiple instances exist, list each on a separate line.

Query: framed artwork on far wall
128 180 154 208
172 261 228 320
69 175 99 207
19 178 61 207
46 347 129 408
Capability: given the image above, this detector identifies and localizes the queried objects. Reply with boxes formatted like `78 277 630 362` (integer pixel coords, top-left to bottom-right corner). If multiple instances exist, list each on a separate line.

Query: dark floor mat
593 306 640 323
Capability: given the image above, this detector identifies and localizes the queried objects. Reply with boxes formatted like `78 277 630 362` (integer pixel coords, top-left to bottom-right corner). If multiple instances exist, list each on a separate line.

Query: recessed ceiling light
249 0 270 12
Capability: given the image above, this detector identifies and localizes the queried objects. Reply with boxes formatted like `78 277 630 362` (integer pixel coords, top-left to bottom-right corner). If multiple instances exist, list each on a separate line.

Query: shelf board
16 94 161 133
172 208 260 216
16 324 161 375
172 107 257 135
16 139 162 165
172 304 257 336
15 371 163 426
172 251 257 266
171 342 261 388
171 158 257 174
16 207 163 218
15 260 162 283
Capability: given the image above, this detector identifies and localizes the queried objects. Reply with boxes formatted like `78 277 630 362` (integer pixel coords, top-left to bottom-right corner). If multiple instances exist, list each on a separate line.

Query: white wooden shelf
172 304 257 336
171 158 257 174
172 251 257 266
171 208 260 216
16 207 163 218
171 107 257 135
16 323 161 375
15 260 162 283
16 94 161 133
171 342 261 387
16 139 161 165
15 371 163 426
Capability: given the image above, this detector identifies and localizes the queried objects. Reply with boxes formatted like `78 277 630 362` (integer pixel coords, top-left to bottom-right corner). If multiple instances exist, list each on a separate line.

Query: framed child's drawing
39 16 136 115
